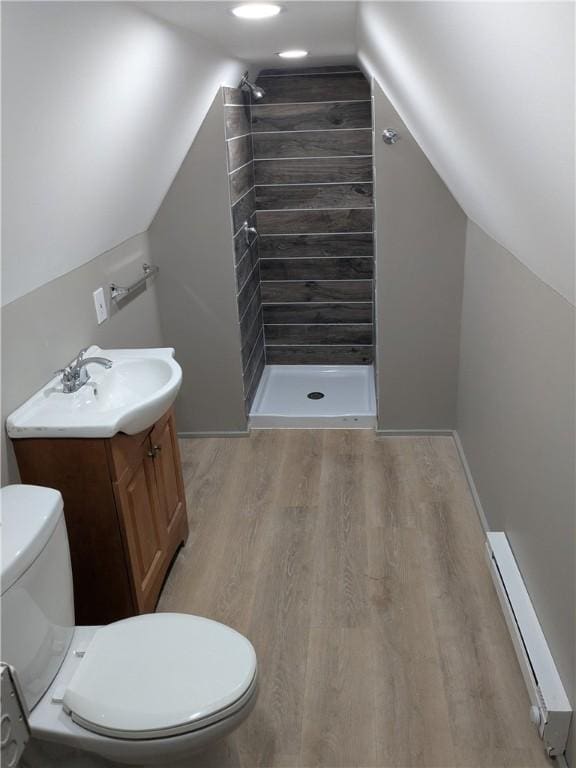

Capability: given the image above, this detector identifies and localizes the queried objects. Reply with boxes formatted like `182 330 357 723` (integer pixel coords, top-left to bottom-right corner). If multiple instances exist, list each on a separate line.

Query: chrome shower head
239 72 265 101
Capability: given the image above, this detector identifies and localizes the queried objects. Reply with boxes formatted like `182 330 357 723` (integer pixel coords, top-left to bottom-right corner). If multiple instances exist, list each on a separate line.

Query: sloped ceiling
2 2 244 306
357 1 575 304
142 1 358 67
5 2 572 308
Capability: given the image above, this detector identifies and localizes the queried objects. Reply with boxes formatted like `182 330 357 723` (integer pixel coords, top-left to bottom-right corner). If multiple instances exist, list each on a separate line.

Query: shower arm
238 72 265 101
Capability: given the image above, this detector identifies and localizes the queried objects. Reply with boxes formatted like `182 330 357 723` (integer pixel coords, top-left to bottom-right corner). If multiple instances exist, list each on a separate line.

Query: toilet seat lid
62 613 257 739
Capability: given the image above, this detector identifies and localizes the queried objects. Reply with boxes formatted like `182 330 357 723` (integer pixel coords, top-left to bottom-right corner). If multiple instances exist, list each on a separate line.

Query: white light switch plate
93 287 108 324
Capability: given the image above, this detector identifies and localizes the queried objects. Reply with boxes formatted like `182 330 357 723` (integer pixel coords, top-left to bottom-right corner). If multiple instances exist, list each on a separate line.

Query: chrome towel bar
110 263 159 302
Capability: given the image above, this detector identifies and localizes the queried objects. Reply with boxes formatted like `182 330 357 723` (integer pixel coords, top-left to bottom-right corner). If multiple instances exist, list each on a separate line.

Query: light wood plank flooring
158 431 552 768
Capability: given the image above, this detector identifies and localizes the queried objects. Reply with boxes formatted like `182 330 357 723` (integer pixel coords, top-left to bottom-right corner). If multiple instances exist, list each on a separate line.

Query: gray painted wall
149 92 247 435
373 81 467 430
457 220 575 758
1 233 164 484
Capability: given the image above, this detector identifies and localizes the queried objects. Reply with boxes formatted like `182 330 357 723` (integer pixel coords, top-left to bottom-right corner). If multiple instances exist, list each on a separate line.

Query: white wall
1 2 244 306
357 1 575 304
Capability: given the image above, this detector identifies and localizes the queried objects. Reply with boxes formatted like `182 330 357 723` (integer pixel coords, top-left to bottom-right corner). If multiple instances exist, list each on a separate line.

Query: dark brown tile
240 285 261 332
244 344 265 410
263 302 373 324
227 134 253 172
229 162 254 205
243 327 265 383
261 279 372 303
241 308 264 368
251 101 372 132
255 183 372 210
254 156 373 185
232 188 256 235
254 72 370 104
233 214 257 264
224 103 251 139
256 208 373 235
265 324 373 345
223 86 245 105
253 129 372 159
258 233 373 259
236 240 259 292
260 257 373 280
265 345 373 364
257 65 361 76
237 262 259 317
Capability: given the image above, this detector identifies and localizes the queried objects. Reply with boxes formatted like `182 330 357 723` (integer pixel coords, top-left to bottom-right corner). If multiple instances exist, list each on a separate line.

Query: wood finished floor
158 431 552 768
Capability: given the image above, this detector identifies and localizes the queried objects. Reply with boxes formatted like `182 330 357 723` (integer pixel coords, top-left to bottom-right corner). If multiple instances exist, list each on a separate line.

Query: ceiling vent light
277 49 309 59
231 4 282 19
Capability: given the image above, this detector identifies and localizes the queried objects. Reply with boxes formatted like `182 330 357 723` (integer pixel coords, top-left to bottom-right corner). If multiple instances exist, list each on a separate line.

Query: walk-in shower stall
223 65 376 427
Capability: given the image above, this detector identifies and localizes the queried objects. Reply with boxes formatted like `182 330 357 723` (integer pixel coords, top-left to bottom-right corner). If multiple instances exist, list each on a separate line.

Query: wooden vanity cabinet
13 408 188 624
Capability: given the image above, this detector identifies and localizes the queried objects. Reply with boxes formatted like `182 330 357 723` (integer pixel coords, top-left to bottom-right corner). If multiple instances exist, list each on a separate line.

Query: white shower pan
249 365 376 429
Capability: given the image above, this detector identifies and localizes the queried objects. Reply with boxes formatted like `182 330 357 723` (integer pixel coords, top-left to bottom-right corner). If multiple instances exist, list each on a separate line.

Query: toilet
1 485 258 765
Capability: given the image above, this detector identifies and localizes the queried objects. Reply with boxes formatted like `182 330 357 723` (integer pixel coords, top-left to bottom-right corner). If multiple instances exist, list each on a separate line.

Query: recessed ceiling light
277 49 309 59
231 4 282 19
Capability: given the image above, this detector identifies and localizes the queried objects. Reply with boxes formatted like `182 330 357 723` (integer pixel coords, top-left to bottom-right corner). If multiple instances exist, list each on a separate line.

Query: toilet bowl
1 485 258 765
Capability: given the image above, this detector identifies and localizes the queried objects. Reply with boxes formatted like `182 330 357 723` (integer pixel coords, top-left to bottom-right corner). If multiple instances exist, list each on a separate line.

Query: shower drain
307 392 325 400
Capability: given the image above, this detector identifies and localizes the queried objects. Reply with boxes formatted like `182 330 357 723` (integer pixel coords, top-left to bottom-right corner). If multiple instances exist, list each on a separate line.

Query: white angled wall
1 2 244 306
357 1 575 304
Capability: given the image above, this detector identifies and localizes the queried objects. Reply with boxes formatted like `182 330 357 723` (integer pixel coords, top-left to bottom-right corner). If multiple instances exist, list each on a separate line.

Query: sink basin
6 346 182 438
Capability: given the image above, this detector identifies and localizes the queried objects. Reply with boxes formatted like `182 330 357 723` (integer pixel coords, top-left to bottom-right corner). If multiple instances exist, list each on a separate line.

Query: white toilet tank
1 485 75 711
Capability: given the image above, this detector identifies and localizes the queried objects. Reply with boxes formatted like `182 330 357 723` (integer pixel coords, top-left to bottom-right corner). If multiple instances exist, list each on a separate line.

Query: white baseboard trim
177 430 250 438
452 430 490 533
375 428 455 436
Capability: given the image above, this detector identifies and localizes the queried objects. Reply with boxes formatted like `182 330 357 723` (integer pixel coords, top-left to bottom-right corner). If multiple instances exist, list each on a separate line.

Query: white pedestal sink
7 347 182 438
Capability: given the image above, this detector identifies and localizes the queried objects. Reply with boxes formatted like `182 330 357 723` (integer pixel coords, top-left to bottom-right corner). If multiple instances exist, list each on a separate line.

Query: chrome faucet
55 348 113 393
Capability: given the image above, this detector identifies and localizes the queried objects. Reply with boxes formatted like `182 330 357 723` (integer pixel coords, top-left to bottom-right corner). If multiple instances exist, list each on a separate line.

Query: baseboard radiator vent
486 533 572 758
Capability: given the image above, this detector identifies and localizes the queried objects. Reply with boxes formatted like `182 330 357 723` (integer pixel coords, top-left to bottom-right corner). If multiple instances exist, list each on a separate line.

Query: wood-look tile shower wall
253 66 374 364
223 87 264 409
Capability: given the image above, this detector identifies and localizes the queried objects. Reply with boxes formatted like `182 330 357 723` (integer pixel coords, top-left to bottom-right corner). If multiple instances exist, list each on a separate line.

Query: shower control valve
382 128 400 145
242 220 258 246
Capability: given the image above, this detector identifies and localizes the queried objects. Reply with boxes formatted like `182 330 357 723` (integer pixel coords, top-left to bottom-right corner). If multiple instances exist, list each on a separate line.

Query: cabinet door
114 441 168 613
150 410 188 549
14 437 136 624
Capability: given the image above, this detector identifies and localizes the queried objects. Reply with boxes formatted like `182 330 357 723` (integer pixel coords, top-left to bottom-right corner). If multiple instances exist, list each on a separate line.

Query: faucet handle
54 368 74 387
60 347 89 372
74 347 90 365
57 347 90 373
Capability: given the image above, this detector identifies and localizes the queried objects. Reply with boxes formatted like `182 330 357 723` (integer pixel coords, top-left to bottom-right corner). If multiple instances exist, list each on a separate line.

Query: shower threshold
249 364 376 429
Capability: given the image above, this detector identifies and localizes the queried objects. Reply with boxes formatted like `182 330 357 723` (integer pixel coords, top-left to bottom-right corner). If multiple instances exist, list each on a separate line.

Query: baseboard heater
486 533 572 758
